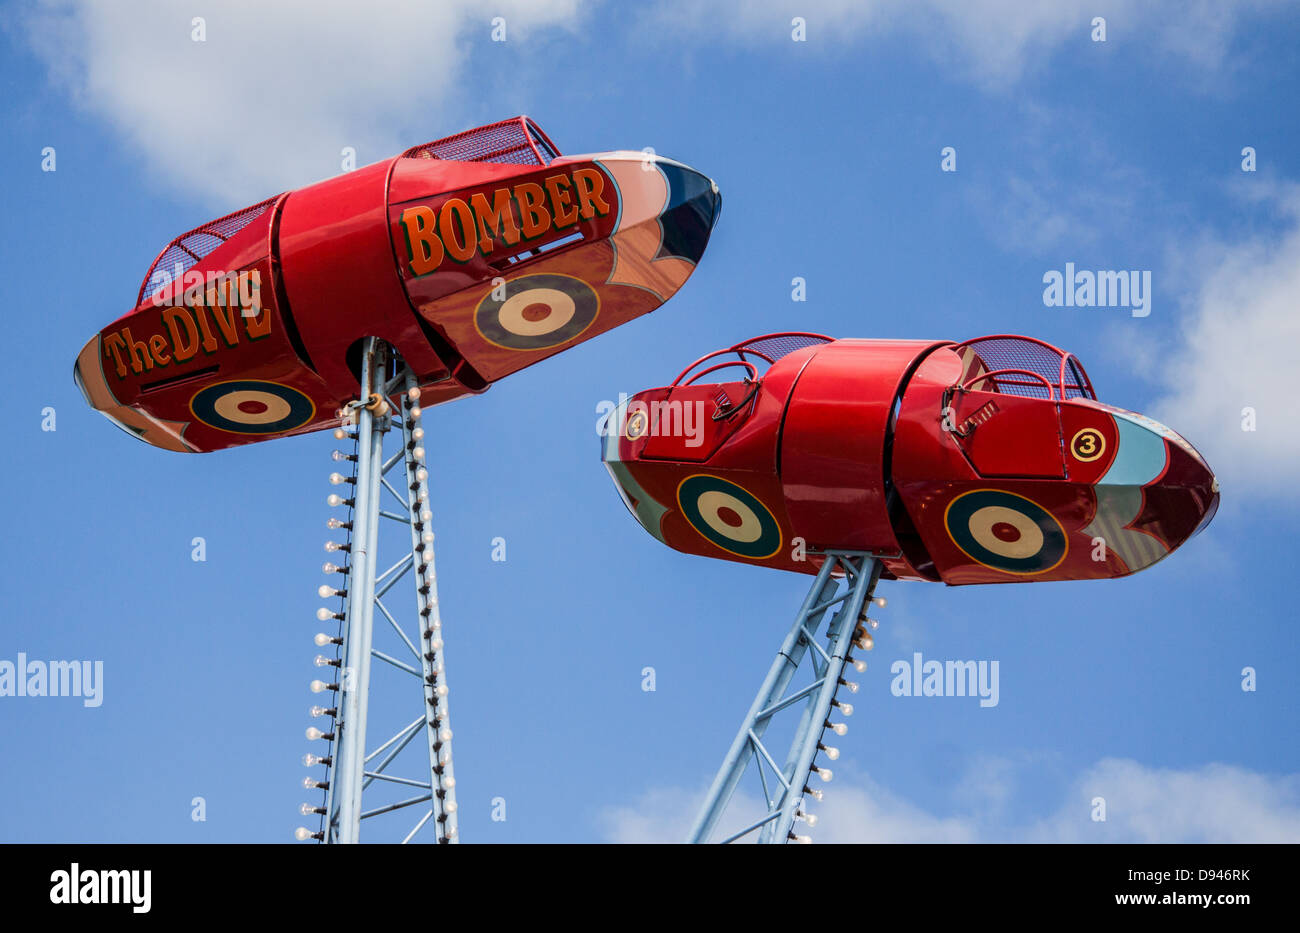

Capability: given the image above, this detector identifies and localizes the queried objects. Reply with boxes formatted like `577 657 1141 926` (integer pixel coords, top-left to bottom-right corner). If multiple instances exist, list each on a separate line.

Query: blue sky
1 0 1298 843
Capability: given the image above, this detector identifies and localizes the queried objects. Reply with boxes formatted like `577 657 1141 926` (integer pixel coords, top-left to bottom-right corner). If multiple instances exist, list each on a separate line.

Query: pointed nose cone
600 393 669 546
651 159 721 264
1089 409 1218 575
583 152 720 306
74 334 194 452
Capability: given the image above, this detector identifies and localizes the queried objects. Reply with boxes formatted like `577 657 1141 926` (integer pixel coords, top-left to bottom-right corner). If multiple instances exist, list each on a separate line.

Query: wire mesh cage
952 335 1096 400
401 116 560 166
137 194 281 306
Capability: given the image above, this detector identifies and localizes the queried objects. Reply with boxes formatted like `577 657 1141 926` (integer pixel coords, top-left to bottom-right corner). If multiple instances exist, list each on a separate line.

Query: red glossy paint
602 333 1218 585
76 117 721 453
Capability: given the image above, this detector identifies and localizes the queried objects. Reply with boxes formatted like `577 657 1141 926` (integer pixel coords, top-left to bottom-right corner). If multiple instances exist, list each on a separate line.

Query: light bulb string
401 378 458 842
797 563 882 836
306 422 361 842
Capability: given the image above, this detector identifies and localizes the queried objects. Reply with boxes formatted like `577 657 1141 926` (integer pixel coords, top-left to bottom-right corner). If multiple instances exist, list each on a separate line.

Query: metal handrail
683 360 758 386
671 332 833 387
962 368 1056 400
1057 352 1096 399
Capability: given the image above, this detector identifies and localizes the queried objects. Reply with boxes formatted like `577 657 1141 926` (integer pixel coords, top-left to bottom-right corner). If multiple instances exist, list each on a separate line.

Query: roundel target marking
190 380 316 435
676 474 782 560
474 273 599 351
943 489 1068 575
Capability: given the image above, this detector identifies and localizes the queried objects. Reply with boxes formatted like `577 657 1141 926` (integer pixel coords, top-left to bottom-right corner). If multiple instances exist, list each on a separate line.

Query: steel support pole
687 552 881 844
687 557 839 844
759 556 874 843
330 339 388 844
302 339 460 844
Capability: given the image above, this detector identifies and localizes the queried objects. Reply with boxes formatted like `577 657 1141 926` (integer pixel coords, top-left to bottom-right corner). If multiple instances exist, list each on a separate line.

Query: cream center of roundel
498 288 576 336
697 491 762 543
214 390 291 425
968 505 1042 558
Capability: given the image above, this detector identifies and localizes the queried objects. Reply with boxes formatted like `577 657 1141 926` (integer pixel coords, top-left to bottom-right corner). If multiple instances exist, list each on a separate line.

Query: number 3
1070 428 1105 462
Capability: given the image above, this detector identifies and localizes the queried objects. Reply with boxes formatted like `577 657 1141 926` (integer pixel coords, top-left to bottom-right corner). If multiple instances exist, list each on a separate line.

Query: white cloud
644 0 1281 88
1150 183 1300 496
599 787 704 844
1030 758 1300 843
22 0 583 205
601 758 1300 842
22 0 1282 207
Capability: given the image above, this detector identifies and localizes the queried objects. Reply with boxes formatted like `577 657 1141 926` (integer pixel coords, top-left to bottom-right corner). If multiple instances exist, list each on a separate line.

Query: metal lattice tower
688 552 884 844
296 338 459 844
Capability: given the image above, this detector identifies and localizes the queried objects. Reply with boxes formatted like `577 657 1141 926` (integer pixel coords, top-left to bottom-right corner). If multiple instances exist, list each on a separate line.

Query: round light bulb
331 450 346 461
327 518 344 529
314 655 332 667
831 723 847 736
838 702 853 716
333 428 346 440
327 494 344 508
409 405 422 419
854 660 867 673
874 596 887 608
817 768 833 783
408 387 421 401
295 827 313 841
805 787 823 802
302 753 318 766
310 680 329 694
299 803 316 816
328 472 347 486
803 813 819 827
412 446 426 460
302 777 317 789
316 607 334 621
436 684 448 697
310 706 327 718
846 681 859 693
444 776 456 789
823 746 840 761
430 638 444 651
416 468 428 482
324 541 341 552
420 509 432 523
412 427 424 440
445 800 458 814
322 562 339 574
318 584 337 599
314 633 332 647
439 728 452 742
306 727 323 741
